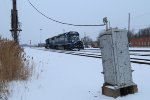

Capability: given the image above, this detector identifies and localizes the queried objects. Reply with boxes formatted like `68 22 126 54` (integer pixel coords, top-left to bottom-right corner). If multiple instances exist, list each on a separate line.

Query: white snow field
9 47 150 100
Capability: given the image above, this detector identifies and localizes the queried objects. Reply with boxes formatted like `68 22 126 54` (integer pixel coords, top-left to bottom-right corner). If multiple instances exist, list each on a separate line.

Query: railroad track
129 50 150 52
34 48 150 65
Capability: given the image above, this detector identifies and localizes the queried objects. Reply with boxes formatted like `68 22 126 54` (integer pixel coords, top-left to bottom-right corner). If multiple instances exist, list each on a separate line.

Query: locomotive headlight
72 40 74 42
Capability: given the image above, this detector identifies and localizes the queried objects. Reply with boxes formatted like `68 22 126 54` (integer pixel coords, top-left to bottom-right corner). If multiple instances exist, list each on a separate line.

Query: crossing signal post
10 0 22 43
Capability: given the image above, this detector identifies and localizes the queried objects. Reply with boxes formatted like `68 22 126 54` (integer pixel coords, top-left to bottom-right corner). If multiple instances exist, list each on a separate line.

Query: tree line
128 27 150 39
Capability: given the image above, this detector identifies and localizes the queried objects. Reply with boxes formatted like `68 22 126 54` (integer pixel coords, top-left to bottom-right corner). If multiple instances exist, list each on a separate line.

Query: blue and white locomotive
45 31 84 50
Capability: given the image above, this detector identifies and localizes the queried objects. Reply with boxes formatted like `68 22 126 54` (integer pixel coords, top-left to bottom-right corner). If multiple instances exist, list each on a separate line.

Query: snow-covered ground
129 47 150 50
8 47 150 100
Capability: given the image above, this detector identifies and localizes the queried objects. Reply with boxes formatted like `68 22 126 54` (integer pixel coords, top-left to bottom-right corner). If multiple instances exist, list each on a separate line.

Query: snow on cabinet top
99 28 128 38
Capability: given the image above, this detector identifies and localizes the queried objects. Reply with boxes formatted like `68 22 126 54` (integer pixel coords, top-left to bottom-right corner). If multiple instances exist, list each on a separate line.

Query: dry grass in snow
0 38 34 99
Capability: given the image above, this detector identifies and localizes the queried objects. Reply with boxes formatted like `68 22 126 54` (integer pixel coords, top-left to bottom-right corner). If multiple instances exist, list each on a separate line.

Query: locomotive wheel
66 45 72 50
63 45 66 50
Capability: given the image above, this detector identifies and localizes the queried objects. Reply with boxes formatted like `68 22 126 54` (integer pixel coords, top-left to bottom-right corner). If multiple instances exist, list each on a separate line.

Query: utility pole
128 13 130 33
40 29 42 44
128 13 131 42
10 0 22 43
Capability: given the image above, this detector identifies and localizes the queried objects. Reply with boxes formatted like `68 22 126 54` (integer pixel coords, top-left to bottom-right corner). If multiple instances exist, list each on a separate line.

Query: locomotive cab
66 32 84 50
67 32 79 42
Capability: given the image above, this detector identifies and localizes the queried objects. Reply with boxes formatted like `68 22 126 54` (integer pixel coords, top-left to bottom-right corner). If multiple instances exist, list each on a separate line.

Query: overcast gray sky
0 0 150 44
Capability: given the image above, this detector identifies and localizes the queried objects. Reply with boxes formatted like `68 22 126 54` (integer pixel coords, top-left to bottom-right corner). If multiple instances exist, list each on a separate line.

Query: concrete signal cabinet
100 29 138 98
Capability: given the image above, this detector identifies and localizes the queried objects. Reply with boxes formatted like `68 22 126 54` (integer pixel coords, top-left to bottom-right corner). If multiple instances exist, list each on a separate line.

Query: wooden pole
10 0 21 43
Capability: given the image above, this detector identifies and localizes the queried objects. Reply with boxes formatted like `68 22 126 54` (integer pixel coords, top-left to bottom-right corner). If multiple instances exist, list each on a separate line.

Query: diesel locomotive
45 31 84 50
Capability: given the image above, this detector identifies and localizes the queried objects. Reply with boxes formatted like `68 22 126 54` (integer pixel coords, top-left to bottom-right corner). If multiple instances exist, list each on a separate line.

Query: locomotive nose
74 41 84 50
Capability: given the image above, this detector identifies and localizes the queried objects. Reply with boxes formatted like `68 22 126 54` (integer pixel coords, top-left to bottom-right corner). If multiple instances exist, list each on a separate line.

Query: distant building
91 41 99 48
130 37 150 47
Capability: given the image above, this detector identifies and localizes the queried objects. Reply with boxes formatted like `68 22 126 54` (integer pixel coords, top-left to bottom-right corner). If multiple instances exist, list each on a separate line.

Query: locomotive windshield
67 32 80 43
71 35 80 42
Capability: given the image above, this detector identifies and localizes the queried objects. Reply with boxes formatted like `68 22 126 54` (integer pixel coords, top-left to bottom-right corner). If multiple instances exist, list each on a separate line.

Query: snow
129 47 150 50
8 47 150 100
84 47 150 51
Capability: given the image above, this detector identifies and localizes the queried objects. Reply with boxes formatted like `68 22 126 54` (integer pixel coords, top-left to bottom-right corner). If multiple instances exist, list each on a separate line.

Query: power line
27 0 105 27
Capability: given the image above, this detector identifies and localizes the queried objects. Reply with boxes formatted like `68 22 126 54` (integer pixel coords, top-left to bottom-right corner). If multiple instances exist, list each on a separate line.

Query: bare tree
131 27 150 38
81 35 93 48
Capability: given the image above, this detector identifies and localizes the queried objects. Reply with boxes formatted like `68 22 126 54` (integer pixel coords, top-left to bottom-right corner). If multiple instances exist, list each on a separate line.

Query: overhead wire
27 0 105 27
